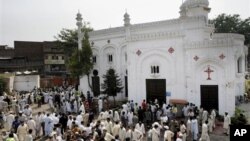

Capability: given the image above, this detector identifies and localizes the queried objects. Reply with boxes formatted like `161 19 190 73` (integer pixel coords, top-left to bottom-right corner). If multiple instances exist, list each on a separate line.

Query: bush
231 108 248 125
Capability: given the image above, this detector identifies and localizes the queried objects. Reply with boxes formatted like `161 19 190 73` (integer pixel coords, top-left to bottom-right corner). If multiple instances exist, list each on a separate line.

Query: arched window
92 56 97 64
237 57 243 73
108 54 113 63
125 53 127 62
151 65 160 74
156 66 159 73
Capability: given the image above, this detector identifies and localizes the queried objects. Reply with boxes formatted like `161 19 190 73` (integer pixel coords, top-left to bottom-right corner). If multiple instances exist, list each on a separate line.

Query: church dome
180 0 209 10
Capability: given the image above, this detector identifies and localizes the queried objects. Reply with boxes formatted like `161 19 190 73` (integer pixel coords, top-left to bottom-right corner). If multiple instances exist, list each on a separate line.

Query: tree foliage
55 29 78 57
0 77 7 96
231 108 248 125
210 14 250 45
101 68 123 104
55 24 93 78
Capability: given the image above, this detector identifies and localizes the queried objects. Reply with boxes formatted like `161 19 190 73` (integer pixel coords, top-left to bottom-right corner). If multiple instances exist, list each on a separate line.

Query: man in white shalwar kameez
160 114 168 126
112 122 121 137
125 127 133 140
104 118 113 134
113 111 120 122
103 111 109 120
208 115 213 133
135 121 145 135
98 98 103 113
79 103 85 114
61 101 67 113
23 105 32 117
176 133 183 141
151 125 160 141
132 127 143 141
6 111 15 131
67 116 73 130
44 114 53 136
211 109 216 129
43 92 49 103
52 114 59 126
122 103 128 114
200 121 210 141
134 103 139 115
27 117 36 138
191 117 199 141
108 110 113 121
34 112 43 137
76 113 83 126
48 95 54 111
152 122 162 133
66 101 71 113
98 112 105 121
19 98 26 111
103 128 115 141
164 126 174 141
17 122 28 141
202 110 208 124
223 112 231 135
72 100 77 113
127 111 133 127
180 121 187 141
119 125 127 141
186 118 191 137
82 112 89 126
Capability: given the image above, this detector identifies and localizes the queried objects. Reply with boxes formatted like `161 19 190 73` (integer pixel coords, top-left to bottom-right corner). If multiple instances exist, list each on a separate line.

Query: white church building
79 0 248 115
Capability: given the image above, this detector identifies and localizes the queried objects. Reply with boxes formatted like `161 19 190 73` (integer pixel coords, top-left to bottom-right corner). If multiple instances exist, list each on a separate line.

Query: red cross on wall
204 65 214 80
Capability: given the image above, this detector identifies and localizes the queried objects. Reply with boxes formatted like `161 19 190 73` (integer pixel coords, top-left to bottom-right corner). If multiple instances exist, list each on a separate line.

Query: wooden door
146 79 166 105
200 85 219 111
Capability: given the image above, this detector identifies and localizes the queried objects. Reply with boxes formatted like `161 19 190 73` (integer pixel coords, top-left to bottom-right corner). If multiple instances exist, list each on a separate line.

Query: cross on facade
204 65 214 80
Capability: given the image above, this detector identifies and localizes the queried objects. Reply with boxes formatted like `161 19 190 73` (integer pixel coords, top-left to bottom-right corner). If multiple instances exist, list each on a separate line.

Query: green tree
0 77 7 96
231 108 248 125
55 24 94 89
210 14 250 70
210 14 250 45
101 68 123 105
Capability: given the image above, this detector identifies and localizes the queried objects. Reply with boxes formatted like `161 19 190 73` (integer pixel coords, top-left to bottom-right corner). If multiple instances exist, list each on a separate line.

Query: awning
169 99 188 104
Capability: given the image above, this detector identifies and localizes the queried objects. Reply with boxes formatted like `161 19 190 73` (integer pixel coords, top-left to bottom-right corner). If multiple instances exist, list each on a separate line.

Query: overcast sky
0 0 249 47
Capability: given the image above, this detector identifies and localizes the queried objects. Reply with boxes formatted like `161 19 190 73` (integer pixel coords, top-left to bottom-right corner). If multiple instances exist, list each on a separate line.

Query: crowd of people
0 86 231 141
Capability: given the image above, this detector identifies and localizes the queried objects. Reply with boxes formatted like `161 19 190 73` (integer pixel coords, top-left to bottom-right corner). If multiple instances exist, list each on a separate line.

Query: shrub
231 108 248 125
